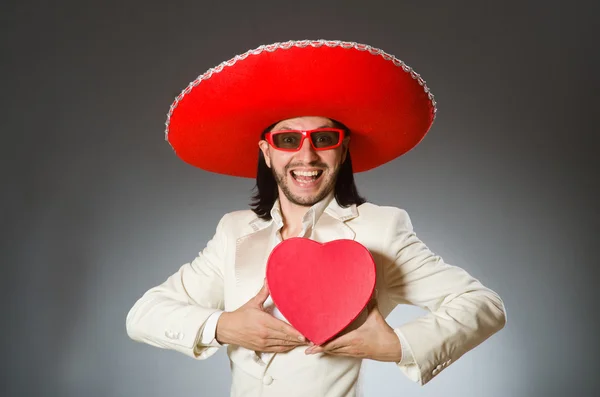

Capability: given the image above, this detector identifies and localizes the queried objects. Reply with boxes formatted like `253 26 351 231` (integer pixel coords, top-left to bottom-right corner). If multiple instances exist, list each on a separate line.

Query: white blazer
126 200 506 397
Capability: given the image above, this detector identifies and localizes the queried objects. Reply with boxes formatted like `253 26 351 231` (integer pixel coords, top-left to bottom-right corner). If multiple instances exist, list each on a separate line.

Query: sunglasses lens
270 129 342 150
311 130 340 149
272 132 303 149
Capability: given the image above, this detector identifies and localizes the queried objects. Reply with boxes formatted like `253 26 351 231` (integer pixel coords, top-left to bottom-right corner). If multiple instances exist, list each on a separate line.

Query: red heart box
266 238 376 345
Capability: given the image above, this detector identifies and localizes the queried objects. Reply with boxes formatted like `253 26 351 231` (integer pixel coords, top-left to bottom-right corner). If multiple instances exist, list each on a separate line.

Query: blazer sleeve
125 214 229 360
382 208 507 385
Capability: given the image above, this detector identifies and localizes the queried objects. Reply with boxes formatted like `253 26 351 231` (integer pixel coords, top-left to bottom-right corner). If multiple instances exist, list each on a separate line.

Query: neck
278 194 312 234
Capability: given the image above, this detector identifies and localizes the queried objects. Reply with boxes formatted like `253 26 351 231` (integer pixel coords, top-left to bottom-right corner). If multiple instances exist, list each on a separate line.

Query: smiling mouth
290 170 324 183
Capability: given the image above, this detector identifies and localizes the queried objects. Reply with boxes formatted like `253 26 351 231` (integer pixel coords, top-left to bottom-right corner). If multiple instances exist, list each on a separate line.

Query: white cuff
394 328 415 365
199 311 224 346
393 328 421 383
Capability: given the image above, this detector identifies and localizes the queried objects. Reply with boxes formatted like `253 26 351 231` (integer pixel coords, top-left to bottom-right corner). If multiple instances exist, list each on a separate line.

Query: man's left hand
304 300 403 362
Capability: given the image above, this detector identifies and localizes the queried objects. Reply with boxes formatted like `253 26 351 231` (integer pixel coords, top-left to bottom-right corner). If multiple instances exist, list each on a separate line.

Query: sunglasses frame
264 128 346 152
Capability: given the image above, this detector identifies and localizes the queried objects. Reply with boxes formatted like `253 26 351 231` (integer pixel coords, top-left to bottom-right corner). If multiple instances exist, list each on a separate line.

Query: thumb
367 297 379 313
253 279 270 306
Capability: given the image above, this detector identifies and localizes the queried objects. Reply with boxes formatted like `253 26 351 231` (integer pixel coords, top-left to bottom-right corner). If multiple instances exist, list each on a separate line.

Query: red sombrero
165 40 436 178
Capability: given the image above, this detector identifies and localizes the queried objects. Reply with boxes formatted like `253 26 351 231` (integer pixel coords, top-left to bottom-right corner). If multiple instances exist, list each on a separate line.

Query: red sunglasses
265 128 346 152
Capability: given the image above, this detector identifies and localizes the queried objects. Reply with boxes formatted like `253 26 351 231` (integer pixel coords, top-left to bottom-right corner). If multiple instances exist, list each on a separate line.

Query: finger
253 279 270 306
263 337 305 348
311 331 356 353
262 326 307 345
323 332 354 350
320 346 367 358
306 344 342 355
264 319 306 343
367 297 378 312
262 344 296 353
264 331 307 346
306 336 361 356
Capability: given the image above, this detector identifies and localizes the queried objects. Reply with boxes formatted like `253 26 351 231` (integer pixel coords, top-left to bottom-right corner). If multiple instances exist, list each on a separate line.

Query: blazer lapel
233 217 274 309
311 201 358 243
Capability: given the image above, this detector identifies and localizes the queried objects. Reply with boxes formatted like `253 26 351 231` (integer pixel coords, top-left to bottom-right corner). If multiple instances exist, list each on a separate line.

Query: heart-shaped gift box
266 238 376 345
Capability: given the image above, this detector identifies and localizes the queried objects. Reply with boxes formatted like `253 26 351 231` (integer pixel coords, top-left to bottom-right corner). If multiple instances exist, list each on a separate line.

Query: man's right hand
215 280 308 352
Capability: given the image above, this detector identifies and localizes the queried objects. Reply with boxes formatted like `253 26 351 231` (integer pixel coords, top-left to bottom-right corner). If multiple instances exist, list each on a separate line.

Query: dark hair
250 119 366 220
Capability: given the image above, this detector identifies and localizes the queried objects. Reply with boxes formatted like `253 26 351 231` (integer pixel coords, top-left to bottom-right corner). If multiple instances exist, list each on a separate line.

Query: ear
258 140 272 168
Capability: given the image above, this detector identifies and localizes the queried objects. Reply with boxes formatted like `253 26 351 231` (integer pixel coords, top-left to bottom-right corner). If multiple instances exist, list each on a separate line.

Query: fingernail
298 335 305 342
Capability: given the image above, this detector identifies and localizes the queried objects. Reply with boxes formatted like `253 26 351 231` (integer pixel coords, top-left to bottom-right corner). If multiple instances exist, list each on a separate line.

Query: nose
296 136 319 162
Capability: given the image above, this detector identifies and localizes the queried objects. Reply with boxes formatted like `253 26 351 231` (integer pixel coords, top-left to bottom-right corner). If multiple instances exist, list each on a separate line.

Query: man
126 40 506 397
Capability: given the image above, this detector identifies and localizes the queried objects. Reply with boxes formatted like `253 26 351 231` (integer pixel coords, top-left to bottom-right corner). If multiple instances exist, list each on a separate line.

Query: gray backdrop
3 0 598 396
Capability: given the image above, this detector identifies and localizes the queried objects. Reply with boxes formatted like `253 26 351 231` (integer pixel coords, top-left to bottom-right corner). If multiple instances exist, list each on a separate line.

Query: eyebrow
273 124 332 131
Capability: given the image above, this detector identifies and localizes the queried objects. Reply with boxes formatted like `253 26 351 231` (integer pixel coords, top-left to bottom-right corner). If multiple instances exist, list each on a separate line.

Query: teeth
292 170 319 177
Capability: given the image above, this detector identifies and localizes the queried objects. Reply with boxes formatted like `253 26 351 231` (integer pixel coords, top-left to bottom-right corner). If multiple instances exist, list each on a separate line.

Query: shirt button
262 375 273 385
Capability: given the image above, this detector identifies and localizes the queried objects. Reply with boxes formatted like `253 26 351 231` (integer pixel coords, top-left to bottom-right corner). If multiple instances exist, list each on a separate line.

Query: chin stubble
272 166 337 207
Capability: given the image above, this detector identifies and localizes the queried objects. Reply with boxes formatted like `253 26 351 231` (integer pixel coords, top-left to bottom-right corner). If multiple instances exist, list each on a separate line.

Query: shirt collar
270 191 335 231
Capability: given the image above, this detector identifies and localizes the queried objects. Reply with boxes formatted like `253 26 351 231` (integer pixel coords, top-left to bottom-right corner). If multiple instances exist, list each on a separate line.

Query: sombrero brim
166 40 436 178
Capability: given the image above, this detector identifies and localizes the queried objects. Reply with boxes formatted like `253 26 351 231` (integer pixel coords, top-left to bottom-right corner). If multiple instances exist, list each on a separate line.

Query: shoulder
216 209 268 237
354 202 414 230
356 202 410 220
219 209 259 227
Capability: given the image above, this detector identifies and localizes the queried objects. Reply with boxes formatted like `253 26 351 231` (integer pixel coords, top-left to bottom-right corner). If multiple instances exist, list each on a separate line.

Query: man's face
258 116 349 207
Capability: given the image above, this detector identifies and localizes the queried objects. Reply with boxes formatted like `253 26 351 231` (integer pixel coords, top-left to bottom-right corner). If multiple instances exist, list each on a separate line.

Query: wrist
377 328 403 362
215 311 231 344
391 328 403 362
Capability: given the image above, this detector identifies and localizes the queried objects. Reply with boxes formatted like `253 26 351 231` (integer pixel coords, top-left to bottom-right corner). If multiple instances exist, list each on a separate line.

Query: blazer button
262 375 273 385
432 368 439 376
